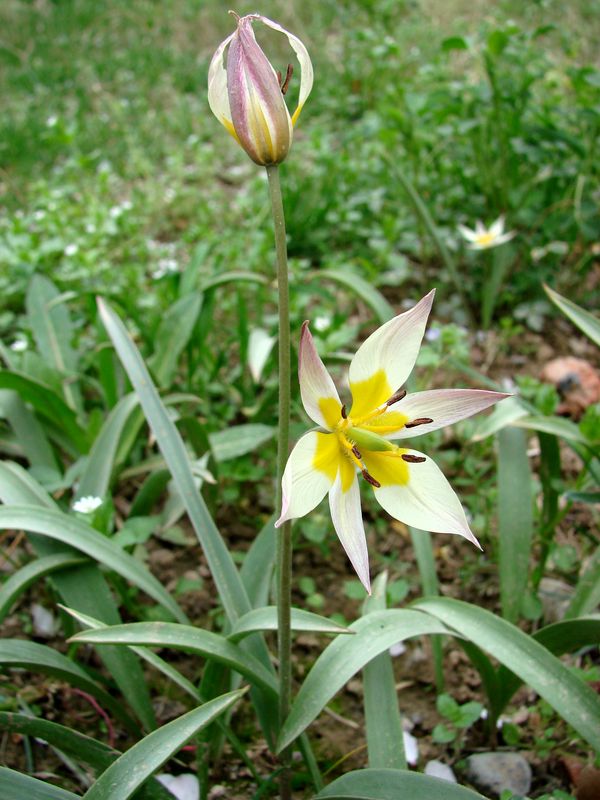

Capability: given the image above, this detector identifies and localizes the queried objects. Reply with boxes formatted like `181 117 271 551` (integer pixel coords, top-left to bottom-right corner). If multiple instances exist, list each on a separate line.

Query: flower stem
266 163 293 800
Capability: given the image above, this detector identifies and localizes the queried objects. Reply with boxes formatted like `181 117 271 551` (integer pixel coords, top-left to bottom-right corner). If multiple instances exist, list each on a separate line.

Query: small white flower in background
458 216 516 250
33 209 46 221
313 315 332 332
109 206 123 219
10 335 28 353
403 730 419 765
72 496 103 514
46 115 58 127
152 258 179 280
64 243 79 257
156 774 199 800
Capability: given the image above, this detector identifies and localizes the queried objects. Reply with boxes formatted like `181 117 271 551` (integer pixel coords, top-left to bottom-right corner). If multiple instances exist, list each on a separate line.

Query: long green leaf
316 768 486 799
229 606 351 642
0 390 59 474
0 640 138 734
200 270 268 291
98 298 250 623
69 622 278 697
209 423 275 462
410 527 444 690
77 393 139 499
497 427 533 622
277 610 448 752
414 597 600 751
545 285 600 347
362 573 406 770
0 506 187 624
83 690 246 800
0 767 80 800
566 545 600 618
148 293 202 387
240 515 276 608
317 269 394 324
511 414 587 444
0 553 86 623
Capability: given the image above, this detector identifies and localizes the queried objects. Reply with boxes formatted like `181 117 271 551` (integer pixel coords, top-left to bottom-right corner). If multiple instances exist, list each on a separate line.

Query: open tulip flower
208 12 313 166
458 216 516 250
276 291 509 592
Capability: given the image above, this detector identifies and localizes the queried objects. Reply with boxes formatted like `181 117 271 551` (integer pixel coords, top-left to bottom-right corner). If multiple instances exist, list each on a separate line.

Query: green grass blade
0 390 59 474
0 640 138 734
566 545 600 618
362 573 406 770
148 293 202 387
240 515 276 608
98 298 251 623
277 610 448 752
83 690 246 800
497 427 533 622
409 527 444 690
0 505 187 624
0 767 80 800
318 268 394 324
0 553 86 623
69 622 278 697
316 768 486 799
209 423 275 461
0 460 58 508
545 284 600 347
77 393 138 499
200 271 268 291
414 597 600 751
229 606 351 642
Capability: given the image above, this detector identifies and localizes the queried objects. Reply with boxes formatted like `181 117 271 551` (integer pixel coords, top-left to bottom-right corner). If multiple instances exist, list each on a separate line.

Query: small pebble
156 773 199 800
466 752 532 797
424 759 457 783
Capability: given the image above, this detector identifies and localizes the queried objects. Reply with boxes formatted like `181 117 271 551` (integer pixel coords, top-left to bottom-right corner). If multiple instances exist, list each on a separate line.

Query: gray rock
424 760 457 783
465 752 532 797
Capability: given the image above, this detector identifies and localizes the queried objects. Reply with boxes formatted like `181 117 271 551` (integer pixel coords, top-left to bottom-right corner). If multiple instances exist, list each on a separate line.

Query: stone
425 760 457 783
465 752 532 797
156 774 199 800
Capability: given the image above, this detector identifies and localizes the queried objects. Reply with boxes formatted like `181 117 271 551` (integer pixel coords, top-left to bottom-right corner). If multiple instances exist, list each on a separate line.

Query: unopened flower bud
208 12 313 166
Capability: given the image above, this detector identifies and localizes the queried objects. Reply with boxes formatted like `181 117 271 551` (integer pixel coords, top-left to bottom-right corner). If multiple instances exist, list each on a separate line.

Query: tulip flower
276 291 509 592
458 216 516 250
208 12 313 165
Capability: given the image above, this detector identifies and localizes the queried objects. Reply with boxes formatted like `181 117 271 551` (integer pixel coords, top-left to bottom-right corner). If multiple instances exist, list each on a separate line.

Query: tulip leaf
545 284 600 347
362 573 406 770
0 768 81 800
200 270 269 291
277 609 449 752
240 515 276 608
228 606 351 642
414 597 600 751
511 414 587 443
566 545 600 619
315 768 486 799
148 293 202 387
69 621 278 697
209 423 275 462
497 426 533 622
83 690 246 800
0 390 59 474
317 269 394 324
0 505 187 624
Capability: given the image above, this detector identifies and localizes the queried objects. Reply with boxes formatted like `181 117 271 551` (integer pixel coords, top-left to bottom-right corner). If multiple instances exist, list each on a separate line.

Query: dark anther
362 469 381 488
340 404 347 419
280 63 293 95
352 445 362 459
386 388 407 406
276 69 282 85
401 454 426 463
404 417 433 429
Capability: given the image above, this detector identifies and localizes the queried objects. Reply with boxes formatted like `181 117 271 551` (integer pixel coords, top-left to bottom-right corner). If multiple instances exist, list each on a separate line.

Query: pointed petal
329 473 371 593
489 215 505 237
494 230 516 245
387 389 511 440
276 431 337 526
475 220 486 235
348 291 435 418
208 32 237 137
299 321 342 429
458 224 478 243
257 15 314 125
371 450 480 547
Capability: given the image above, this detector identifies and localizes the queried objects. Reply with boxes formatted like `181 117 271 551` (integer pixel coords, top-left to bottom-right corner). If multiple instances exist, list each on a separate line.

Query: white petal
208 32 236 131
329 473 371 593
457 224 478 242
349 290 435 407
494 230 516 245
257 15 314 125
276 432 334 526
299 321 342 429
373 450 480 546
475 220 486 235
489 215 505 237
388 389 510 440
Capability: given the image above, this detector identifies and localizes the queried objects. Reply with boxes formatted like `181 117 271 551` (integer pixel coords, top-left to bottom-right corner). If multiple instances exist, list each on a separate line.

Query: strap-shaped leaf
229 606 351 641
414 597 600 751
315 768 486 799
0 506 187 624
69 622 278 697
545 284 600 347
83 690 246 800
0 767 80 800
277 610 449 752
148 293 202 387
317 268 394 324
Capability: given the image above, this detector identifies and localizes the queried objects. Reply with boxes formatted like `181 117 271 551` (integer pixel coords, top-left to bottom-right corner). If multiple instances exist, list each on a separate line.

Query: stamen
340 404 347 419
404 417 433 429
280 63 293 95
361 469 381 488
352 445 362 459
401 454 426 463
386 388 407 406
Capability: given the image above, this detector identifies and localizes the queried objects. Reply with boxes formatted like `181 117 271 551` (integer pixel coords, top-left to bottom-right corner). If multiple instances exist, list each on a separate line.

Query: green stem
266 163 293 800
